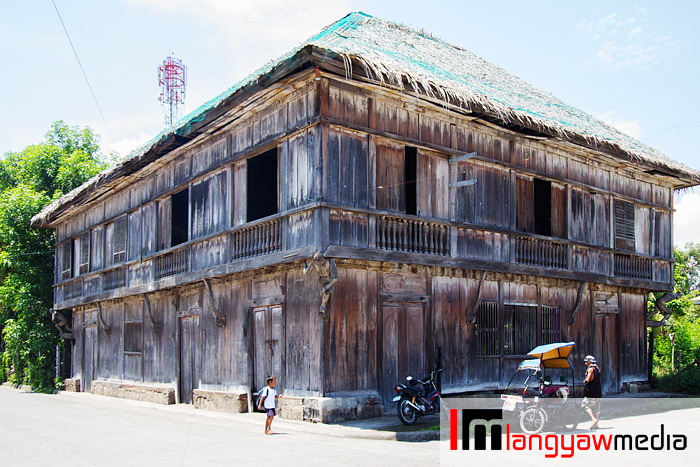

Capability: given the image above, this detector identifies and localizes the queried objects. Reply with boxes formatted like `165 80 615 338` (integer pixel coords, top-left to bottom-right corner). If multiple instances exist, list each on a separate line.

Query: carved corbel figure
304 252 338 320
566 281 588 325
202 278 226 327
647 292 683 328
50 308 73 339
465 271 486 323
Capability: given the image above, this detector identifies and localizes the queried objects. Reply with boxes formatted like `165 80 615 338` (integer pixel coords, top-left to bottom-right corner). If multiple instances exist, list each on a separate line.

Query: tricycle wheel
398 399 419 425
519 407 546 435
560 405 579 431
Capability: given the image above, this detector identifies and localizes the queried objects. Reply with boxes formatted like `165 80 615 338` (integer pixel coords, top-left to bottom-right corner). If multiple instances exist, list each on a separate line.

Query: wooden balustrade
64 279 83 300
515 237 567 269
154 246 190 280
614 253 652 280
103 267 127 290
232 218 282 260
376 216 450 256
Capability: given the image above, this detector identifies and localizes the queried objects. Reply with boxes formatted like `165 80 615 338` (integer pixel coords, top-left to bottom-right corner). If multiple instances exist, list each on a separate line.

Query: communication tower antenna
158 55 187 127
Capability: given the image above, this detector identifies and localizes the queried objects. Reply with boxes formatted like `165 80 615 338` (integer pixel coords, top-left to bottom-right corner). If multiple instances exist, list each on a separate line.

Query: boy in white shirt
257 375 282 434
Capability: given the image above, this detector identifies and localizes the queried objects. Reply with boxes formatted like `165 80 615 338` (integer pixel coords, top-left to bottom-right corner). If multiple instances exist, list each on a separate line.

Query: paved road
4 386 700 467
0 386 439 466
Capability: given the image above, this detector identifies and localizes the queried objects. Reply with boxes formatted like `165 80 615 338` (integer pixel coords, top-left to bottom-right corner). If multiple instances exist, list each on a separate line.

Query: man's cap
584 355 596 363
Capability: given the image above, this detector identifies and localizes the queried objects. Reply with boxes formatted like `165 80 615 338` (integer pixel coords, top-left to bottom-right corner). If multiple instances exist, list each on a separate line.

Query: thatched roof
33 12 700 227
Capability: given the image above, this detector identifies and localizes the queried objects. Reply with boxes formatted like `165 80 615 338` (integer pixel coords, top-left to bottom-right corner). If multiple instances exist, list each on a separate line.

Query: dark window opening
171 188 189 247
404 146 417 216
533 178 551 236
247 148 278 222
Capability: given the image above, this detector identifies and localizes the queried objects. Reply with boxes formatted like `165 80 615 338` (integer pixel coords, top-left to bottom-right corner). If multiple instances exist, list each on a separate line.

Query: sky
1 1 699 247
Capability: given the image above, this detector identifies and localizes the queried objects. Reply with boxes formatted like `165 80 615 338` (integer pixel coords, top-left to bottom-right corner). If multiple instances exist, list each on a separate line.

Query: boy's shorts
266 408 276 417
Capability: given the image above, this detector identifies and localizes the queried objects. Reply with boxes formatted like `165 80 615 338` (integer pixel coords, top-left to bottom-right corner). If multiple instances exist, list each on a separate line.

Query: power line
51 0 115 144
642 120 700 136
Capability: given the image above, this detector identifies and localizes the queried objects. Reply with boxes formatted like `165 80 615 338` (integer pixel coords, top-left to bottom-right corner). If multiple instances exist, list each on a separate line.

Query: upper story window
112 216 128 264
376 144 417 215
247 148 278 222
516 176 566 238
157 188 189 251
614 200 635 252
171 189 189 247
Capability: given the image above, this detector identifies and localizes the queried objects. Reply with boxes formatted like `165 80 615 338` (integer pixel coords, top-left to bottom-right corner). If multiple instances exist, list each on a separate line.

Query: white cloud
596 110 643 138
578 7 681 71
124 0 350 51
674 190 700 247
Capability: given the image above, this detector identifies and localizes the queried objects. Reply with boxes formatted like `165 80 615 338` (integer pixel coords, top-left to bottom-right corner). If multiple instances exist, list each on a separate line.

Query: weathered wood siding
324 268 378 395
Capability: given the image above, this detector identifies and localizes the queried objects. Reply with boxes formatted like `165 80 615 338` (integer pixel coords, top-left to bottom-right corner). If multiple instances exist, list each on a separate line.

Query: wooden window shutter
113 216 128 264
61 242 72 281
79 232 90 275
614 200 635 251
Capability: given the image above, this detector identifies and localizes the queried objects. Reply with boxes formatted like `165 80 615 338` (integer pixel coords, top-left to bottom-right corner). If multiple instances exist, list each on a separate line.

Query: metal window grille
504 305 537 356
541 305 562 344
476 301 499 357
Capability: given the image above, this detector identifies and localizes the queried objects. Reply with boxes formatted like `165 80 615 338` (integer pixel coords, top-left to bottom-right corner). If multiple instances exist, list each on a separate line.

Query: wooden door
83 326 97 392
179 316 200 404
253 305 284 393
380 302 425 407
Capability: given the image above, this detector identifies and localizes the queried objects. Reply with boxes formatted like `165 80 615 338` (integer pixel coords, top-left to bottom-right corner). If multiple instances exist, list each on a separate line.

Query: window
475 302 499 357
113 216 128 263
124 321 142 353
614 200 635 251
79 232 90 274
476 302 562 357
61 242 72 281
504 305 537 356
517 177 566 238
171 188 189 247
533 179 551 237
404 146 417 215
247 148 278 222
541 305 562 343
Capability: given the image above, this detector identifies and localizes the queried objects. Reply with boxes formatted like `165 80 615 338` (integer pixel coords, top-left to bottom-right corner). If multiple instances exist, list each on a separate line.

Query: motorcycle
392 368 443 425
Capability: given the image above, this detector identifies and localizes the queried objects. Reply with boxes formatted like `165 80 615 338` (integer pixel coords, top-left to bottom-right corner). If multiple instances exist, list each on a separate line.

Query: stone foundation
193 389 248 413
278 393 383 423
64 378 81 392
91 381 175 405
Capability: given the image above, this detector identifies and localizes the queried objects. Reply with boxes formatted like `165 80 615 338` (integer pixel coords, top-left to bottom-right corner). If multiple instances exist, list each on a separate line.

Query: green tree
650 244 700 393
0 122 107 390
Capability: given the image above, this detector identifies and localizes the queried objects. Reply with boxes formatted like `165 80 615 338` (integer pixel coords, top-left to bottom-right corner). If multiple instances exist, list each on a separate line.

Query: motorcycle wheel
398 399 419 425
519 407 546 435
560 405 579 431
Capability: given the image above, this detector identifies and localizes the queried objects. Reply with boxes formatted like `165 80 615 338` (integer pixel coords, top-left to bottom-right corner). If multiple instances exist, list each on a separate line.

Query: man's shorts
266 408 276 417
582 397 601 414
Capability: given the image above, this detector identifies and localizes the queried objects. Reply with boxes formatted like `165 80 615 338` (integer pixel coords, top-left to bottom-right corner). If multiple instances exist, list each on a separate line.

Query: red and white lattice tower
158 55 187 127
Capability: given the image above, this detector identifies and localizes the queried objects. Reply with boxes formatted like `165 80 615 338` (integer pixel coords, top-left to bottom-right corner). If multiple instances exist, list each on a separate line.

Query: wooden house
33 12 700 422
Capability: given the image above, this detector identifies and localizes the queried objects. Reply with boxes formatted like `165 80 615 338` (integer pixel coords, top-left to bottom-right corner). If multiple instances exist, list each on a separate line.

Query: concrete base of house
278 393 384 423
91 381 175 405
193 389 248 413
190 390 384 423
64 378 81 392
